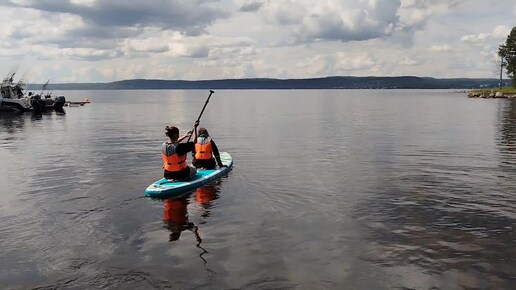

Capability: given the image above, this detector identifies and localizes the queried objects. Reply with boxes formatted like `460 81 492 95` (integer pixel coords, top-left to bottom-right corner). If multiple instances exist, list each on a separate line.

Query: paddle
187 90 214 142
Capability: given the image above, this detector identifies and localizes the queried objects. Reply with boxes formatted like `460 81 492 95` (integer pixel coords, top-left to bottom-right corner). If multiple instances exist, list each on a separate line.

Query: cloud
461 33 489 44
171 44 210 58
254 0 472 46
298 52 376 76
430 44 452 52
24 0 226 30
3 0 229 40
399 57 419 66
59 48 124 61
2 0 515 82
461 25 511 45
0 6 83 45
125 39 169 54
238 0 264 12
261 0 401 42
492 25 511 39
0 1 233 62
398 0 468 27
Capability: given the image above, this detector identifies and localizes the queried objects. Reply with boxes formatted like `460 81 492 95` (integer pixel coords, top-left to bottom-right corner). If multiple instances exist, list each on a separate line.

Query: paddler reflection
162 183 220 241
195 184 220 218
163 185 219 274
163 197 197 242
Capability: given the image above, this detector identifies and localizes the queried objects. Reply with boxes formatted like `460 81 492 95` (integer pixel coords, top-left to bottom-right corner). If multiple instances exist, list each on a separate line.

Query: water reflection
162 184 220 274
352 99 516 289
497 99 516 156
0 109 66 133
0 112 27 134
31 108 66 120
163 198 197 242
3 89 516 289
355 181 516 288
195 183 220 219
163 184 220 241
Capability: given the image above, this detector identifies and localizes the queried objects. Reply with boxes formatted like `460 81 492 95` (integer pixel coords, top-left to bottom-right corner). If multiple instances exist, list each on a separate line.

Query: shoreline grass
470 87 516 94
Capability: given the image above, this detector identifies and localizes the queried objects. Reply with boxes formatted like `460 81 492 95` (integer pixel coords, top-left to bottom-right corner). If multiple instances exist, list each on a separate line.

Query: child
192 127 226 169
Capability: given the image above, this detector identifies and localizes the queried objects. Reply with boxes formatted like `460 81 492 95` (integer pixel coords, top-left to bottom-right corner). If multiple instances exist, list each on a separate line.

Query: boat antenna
41 79 50 95
17 72 28 88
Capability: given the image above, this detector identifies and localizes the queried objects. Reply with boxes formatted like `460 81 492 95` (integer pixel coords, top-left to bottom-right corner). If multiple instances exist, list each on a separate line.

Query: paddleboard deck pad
145 152 233 198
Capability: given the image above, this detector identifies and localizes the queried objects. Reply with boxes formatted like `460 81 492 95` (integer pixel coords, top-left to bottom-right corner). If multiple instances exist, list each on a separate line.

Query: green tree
499 26 516 87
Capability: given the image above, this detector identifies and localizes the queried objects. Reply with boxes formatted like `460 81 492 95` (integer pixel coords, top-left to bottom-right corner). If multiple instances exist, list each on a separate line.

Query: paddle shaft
187 90 214 142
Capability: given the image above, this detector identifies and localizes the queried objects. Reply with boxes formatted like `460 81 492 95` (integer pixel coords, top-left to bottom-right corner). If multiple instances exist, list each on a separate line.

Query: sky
0 0 515 83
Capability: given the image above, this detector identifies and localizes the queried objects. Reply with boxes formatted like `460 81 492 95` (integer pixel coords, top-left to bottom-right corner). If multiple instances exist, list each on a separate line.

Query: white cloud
69 0 96 7
492 25 511 39
430 44 452 52
461 25 512 46
297 52 376 76
0 7 84 46
125 39 169 53
60 48 124 61
399 0 464 27
170 44 210 58
461 33 489 44
399 57 419 65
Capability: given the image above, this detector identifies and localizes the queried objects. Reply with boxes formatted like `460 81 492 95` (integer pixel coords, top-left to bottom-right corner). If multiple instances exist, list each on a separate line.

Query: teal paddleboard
145 152 233 198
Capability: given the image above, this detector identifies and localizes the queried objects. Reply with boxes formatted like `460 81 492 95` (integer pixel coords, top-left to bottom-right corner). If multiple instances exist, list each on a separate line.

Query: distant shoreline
26 76 510 90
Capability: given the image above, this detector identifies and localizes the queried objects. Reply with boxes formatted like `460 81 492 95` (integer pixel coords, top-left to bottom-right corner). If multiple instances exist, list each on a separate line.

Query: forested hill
27 76 507 90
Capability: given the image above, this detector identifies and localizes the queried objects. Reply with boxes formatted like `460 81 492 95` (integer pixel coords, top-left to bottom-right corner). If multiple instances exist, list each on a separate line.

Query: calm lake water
0 90 515 289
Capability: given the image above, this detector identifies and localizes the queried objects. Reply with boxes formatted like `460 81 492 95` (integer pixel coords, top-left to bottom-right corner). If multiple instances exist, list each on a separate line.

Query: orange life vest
164 199 188 225
195 186 215 205
195 137 213 160
162 143 187 172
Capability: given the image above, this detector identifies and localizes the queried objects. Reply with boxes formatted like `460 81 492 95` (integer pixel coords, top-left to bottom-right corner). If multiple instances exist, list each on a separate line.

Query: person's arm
211 140 225 167
176 131 192 143
176 142 195 156
191 121 200 158
194 121 199 141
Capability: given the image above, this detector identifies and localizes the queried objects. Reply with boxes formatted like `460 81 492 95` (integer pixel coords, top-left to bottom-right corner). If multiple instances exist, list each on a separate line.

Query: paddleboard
145 152 233 198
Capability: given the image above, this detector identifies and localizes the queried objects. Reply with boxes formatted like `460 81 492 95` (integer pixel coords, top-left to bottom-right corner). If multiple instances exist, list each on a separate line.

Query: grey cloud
5 0 229 38
403 0 468 10
263 0 402 43
8 30 33 40
64 49 125 61
263 0 472 45
63 26 144 43
186 46 210 58
239 1 264 12
53 37 124 50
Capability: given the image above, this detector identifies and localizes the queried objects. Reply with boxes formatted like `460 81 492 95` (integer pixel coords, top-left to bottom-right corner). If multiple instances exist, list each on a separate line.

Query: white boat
0 73 32 112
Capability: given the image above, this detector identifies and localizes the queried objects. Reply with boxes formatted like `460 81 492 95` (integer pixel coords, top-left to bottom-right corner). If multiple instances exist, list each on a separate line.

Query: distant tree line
499 26 516 87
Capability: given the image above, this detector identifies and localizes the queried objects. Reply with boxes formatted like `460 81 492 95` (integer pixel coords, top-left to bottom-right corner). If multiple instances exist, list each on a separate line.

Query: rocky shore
467 91 516 99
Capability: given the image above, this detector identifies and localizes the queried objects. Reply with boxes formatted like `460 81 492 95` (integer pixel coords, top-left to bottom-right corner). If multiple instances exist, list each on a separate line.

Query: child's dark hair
165 126 179 138
198 127 209 136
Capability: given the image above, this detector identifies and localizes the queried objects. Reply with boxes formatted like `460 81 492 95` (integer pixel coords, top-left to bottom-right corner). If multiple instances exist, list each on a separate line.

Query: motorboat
0 73 32 112
30 93 66 111
28 80 66 112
